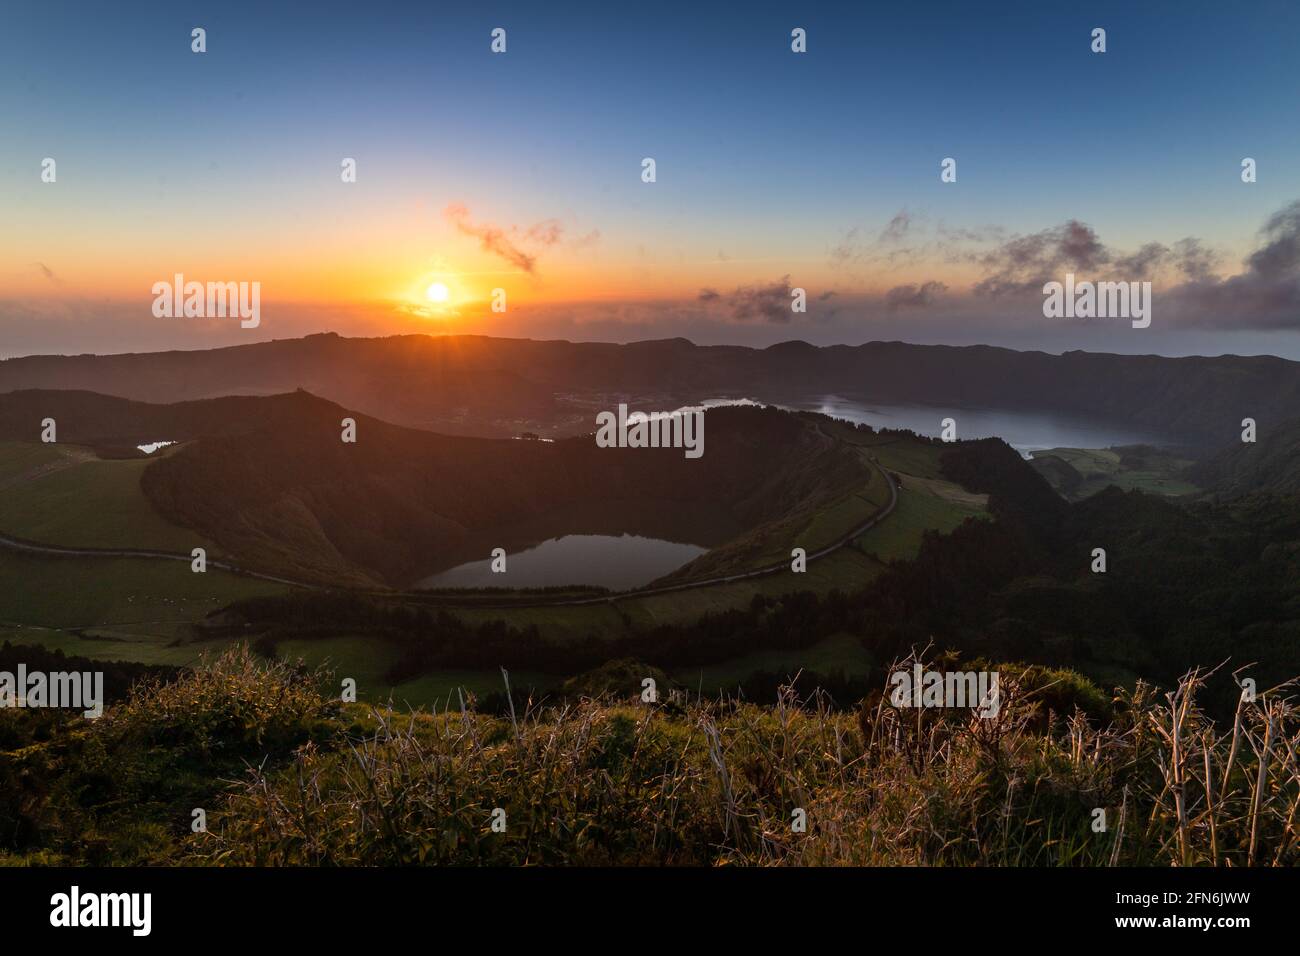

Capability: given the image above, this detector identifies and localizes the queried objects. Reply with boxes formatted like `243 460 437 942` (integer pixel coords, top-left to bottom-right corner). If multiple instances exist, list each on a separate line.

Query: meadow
0 421 986 706
1029 445 1199 501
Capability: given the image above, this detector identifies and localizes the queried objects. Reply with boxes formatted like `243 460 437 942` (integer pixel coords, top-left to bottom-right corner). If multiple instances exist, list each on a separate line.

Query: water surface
712 396 1168 455
417 533 706 591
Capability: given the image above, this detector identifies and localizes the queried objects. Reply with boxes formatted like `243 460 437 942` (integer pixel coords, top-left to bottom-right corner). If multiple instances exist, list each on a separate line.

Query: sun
425 282 450 303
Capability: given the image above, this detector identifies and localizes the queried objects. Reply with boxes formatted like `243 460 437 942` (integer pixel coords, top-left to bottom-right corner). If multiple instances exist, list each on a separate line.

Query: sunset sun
425 282 450 303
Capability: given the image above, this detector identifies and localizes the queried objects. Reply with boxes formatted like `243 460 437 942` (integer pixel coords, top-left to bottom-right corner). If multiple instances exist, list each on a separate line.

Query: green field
0 548 290 670
671 632 872 693
1029 446 1199 501
0 440 218 553
855 482 986 562
272 634 556 706
0 428 990 706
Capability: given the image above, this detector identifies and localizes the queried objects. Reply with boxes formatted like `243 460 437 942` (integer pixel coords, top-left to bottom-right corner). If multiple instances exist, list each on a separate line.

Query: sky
3 0 1300 358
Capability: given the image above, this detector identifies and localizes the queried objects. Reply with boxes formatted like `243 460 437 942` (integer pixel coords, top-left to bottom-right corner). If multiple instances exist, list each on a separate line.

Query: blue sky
2 0 1299 357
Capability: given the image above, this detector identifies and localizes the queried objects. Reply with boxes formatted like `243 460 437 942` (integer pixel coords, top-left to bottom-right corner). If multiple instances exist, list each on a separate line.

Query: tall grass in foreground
193 653 1300 866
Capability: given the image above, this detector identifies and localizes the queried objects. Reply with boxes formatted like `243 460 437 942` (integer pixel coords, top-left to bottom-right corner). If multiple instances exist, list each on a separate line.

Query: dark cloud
1166 200 1300 329
971 219 1228 298
1112 242 1169 279
1171 238 1217 281
963 200 1300 329
885 280 948 311
34 262 61 285
732 275 795 322
1246 201 1300 280
973 220 1111 296
1109 239 1222 281
698 275 795 323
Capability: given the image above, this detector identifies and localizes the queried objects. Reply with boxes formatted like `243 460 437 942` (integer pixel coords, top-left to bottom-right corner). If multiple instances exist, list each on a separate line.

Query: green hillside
1029 445 1199 501
1190 416 1300 496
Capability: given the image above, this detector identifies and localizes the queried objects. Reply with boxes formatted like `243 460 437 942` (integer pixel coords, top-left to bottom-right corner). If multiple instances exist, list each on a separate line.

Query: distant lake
416 534 707 591
709 396 1169 455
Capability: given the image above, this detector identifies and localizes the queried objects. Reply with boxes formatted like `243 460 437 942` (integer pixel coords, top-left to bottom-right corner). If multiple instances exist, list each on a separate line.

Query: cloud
34 262 62 285
732 275 795 322
830 215 1004 277
885 280 948 311
698 275 795 323
1112 242 1169 279
1246 201 1300 280
829 227 863 267
970 219 1228 299
444 204 589 274
1165 200 1300 329
1171 238 1217 281
879 210 912 244
973 220 1112 297
956 200 1300 328
524 219 564 247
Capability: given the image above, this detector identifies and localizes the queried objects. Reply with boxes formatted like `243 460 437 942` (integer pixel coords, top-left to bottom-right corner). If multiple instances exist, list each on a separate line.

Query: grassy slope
0 426 988 706
671 632 872 691
1188 416 1300 496
9 649 1288 867
273 634 556 704
0 549 288 667
0 441 219 553
1029 446 1198 501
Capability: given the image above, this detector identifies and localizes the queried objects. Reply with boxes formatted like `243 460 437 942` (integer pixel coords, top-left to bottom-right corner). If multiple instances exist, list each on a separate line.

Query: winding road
0 532 312 589
0 453 898 609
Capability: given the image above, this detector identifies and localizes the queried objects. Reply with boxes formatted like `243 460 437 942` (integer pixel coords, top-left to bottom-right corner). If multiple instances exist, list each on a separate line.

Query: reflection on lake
416 534 707 591
709 396 1168 455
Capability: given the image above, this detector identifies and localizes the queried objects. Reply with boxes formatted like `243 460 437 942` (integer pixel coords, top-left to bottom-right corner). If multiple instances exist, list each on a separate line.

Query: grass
828 423 950 480
8 647 1294 866
671 633 872 693
854 483 985 562
273 634 556 705
0 441 215 553
0 427 985 706
0 550 288 630
1030 446 1199 502
88 648 1289 867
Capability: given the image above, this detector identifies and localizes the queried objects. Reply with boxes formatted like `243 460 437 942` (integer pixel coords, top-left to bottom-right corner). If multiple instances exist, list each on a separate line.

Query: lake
420 397 1161 592
416 533 707 591
709 396 1168 455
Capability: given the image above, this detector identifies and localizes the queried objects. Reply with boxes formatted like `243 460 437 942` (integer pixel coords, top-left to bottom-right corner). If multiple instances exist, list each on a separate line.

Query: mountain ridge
5 333 1298 447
